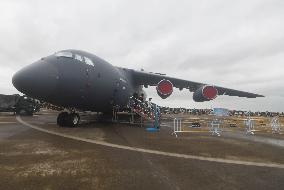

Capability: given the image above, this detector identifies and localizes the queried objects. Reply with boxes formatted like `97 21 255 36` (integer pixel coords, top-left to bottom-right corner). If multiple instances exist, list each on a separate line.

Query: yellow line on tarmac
0 116 15 119
16 116 284 170
175 130 209 133
0 122 18 124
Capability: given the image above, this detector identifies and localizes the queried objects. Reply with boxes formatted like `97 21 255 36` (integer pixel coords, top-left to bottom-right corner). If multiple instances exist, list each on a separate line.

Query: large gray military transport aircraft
12 49 264 126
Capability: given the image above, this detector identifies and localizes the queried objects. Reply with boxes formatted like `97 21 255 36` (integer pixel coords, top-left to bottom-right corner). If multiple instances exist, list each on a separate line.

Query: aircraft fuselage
12 50 142 112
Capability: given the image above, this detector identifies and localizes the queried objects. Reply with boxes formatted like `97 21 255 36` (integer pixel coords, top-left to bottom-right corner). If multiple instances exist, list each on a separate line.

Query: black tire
68 113 80 127
57 112 68 127
16 109 27 116
26 110 34 116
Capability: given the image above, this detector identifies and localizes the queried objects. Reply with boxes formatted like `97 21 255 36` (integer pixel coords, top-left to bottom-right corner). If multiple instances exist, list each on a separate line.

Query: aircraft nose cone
12 60 59 99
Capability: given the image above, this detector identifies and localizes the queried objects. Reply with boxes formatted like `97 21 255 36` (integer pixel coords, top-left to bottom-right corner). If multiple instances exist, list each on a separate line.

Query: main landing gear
57 112 80 127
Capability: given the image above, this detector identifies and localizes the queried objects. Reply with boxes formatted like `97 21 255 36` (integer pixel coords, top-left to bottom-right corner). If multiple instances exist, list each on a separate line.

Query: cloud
0 0 283 111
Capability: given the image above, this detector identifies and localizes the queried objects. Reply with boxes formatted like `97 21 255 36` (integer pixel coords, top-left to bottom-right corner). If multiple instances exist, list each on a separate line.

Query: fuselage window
55 51 73 58
85 57 94 66
75 54 84 62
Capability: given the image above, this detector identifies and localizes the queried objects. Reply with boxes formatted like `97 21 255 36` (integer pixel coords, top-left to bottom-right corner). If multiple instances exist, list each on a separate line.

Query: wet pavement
0 111 283 190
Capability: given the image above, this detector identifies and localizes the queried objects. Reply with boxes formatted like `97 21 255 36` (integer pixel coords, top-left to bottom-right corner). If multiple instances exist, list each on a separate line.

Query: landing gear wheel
68 113 80 127
57 112 80 127
57 112 68 127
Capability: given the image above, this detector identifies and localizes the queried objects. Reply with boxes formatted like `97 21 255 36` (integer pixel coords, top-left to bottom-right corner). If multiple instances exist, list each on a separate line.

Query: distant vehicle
12 49 264 127
229 123 237 127
0 94 40 115
191 122 201 128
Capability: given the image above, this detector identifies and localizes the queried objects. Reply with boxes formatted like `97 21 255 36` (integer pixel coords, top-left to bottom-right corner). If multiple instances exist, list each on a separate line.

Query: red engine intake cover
156 79 173 99
202 85 218 100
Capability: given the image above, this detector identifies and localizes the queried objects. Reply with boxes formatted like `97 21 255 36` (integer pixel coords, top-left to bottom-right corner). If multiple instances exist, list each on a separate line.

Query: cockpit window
75 54 84 62
85 57 94 66
55 51 94 67
55 51 73 58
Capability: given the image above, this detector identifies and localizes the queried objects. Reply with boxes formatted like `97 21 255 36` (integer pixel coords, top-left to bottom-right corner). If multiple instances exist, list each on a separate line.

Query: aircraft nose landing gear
57 112 80 127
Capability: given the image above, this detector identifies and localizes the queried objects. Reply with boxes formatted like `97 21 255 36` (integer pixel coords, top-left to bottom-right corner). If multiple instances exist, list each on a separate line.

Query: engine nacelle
193 85 218 102
156 79 173 99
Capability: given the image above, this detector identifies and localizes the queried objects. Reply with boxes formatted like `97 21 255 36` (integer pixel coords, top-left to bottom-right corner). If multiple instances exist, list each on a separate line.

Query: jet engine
156 79 173 99
193 85 218 102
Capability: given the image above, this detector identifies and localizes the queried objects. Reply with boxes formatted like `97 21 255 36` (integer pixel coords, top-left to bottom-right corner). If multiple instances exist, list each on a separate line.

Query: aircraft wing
128 69 264 98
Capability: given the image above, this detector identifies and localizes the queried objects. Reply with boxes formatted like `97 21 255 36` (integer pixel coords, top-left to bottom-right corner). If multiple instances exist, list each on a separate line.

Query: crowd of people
129 94 161 121
159 107 284 117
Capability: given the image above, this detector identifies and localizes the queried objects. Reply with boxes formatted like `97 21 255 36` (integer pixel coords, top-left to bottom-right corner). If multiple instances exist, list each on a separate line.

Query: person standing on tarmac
147 98 152 116
153 103 161 129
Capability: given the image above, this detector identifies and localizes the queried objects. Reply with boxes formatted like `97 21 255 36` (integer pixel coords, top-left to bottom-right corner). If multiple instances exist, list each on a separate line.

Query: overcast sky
0 0 283 112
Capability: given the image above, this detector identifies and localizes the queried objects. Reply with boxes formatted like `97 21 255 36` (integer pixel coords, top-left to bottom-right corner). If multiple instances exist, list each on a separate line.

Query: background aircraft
12 50 264 126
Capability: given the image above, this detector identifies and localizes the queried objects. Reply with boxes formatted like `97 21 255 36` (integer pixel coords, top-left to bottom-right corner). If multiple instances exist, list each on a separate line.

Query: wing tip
249 94 265 98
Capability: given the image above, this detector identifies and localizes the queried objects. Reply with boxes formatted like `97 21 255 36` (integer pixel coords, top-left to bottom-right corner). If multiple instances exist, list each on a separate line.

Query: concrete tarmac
0 111 283 190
